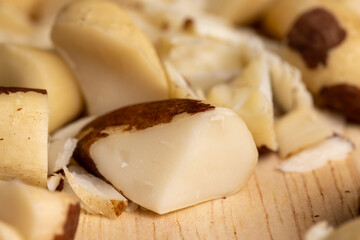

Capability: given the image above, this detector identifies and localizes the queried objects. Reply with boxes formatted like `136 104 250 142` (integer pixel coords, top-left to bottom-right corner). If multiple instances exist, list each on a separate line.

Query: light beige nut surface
51 0 168 115
275 107 334 158
63 165 128 218
207 55 277 150
0 180 80 240
73 99 258 214
0 4 35 44
263 0 360 121
0 44 83 132
0 221 24 240
0 87 48 187
206 0 276 24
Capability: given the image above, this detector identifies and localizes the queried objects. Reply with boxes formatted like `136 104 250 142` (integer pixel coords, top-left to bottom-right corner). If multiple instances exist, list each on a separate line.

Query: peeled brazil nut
51 0 168 115
267 1 360 121
73 99 258 214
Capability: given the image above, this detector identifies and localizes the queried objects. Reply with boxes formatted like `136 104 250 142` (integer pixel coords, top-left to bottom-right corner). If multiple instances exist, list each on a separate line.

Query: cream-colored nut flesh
0 0 45 18
0 44 83 132
48 138 77 174
0 221 24 240
207 55 277 150
51 116 96 141
48 116 96 174
51 0 168 115
163 61 201 100
304 221 334 240
73 99 258 214
0 180 80 240
63 165 128 218
0 87 48 187
160 34 242 92
47 173 64 192
275 107 334 158
205 0 276 24
265 52 313 112
278 136 353 173
261 0 319 39
0 4 35 44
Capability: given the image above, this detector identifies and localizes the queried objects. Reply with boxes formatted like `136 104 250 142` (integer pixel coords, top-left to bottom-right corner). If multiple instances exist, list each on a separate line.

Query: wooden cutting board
74 125 360 240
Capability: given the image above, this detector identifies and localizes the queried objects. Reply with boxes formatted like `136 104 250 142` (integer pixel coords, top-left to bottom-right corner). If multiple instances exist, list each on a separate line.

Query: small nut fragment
278 136 353 173
63 165 128 219
275 107 334 158
207 55 277 150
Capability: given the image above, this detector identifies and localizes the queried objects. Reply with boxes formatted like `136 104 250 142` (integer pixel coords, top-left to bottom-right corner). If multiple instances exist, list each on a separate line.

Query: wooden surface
75 125 360 240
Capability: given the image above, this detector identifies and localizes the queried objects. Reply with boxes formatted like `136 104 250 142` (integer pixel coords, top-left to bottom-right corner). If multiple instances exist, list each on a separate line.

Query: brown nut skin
266 1 360 121
287 8 347 68
73 99 215 181
54 203 81 240
316 84 360 122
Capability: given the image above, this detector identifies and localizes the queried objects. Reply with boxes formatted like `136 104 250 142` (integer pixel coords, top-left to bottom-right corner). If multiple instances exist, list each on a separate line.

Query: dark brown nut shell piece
287 8 346 68
73 99 215 181
316 84 360 122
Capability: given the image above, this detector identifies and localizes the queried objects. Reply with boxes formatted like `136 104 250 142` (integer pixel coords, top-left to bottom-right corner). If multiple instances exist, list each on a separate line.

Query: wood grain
75 126 360 240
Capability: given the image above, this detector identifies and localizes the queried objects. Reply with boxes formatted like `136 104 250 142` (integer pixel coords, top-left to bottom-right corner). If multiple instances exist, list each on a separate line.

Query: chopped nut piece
51 0 168 115
73 99 258 214
0 44 83 132
275 107 334 157
278 136 353 173
63 165 128 218
0 180 80 240
0 87 48 187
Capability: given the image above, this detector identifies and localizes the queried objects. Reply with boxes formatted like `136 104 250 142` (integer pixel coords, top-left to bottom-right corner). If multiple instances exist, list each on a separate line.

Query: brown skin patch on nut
56 178 65 192
287 8 346 68
316 84 360 122
182 18 194 31
54 203 80 240
0 86 47 95
73 99 215 181
111 200 127 217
